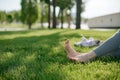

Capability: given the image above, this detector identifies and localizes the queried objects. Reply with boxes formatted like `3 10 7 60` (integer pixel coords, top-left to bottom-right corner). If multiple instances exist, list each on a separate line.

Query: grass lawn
0 29 120 80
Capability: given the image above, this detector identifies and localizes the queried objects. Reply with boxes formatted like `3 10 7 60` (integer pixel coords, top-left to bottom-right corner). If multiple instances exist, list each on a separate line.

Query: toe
65 39 69 44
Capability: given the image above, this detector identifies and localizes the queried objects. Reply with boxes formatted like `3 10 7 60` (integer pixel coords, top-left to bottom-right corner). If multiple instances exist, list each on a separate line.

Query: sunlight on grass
6 65 27 80
4 52 14 58
0 52 14 62
22 54 36 63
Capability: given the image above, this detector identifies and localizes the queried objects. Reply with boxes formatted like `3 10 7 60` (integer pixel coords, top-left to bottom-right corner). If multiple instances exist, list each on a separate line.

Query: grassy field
0 29 120 80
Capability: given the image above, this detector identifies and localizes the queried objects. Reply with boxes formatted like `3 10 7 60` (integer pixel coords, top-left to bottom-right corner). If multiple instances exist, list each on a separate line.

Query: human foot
67 54 88 62
65 40 96 62
65 40 79 58
68 51 97 62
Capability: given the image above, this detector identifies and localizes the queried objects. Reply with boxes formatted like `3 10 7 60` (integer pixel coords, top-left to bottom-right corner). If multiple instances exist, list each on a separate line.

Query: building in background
88 12 120 29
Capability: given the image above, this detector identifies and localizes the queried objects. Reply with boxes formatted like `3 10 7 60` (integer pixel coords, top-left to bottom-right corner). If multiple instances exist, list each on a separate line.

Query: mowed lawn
0 29 120 80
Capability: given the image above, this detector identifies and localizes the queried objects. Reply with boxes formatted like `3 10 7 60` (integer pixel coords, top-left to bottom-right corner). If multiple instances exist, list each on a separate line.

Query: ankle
81 51 97 62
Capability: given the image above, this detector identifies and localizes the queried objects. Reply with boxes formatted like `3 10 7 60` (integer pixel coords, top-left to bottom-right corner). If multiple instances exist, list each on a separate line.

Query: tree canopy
21 0 40 29
56 0 74 28
0 11 6 23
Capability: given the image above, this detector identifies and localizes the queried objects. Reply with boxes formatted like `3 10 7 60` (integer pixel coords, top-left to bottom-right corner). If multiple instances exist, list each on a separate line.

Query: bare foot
68 52 96 62
65 39 80 59
67 55 82 62
67 54 87 62
65 39 93 62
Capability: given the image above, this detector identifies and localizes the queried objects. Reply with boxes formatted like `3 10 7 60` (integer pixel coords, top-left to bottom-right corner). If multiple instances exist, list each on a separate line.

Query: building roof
89 12 120 19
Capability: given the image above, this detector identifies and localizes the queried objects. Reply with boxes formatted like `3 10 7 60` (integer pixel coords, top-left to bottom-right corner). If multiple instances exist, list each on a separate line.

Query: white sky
0 0 120 18
81 0 120 18
0 0 21 11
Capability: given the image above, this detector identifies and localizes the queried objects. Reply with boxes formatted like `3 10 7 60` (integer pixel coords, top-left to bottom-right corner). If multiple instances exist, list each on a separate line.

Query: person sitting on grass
65 30 120 62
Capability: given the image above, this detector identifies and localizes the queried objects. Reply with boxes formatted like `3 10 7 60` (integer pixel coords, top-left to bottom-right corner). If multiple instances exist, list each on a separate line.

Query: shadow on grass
1 30 119 80
95 56 120 63
0 30 81 80
0 30 31 35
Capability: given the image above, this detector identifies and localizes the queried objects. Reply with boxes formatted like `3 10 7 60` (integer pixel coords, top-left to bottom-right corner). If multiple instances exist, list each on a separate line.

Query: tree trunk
41 13 43 27
41 2 44 28
52 0 56 28
28 23 32 29
76 0 82 29
61 9 63 29
48 1 51 29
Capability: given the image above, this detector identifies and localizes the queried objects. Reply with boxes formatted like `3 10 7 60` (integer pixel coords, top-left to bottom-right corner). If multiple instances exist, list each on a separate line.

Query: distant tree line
0 0 84 29
0 10 21 24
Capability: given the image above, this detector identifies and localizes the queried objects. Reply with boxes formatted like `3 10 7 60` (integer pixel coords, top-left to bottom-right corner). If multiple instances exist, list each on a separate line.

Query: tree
47 0 51 29
7 14 13 23
21 0 40 29
9 11 21 22
0 11 6 24
40 0 51 29
14 11 21 22
76 0 82 29
57 0 74 29
52 0 56 28
40 1 44 27
6 11 15 23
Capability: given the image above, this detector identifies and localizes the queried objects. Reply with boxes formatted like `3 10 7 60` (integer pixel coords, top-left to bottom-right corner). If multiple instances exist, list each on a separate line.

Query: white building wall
88 13 120 28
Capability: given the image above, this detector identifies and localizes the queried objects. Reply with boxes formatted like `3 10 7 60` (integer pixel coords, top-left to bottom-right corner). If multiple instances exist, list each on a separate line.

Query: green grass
0 29 120 80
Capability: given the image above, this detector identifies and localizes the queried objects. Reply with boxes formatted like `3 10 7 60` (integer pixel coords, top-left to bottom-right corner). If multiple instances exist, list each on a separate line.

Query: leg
107 48 120 57
65 30 120 62
65 40 96 62
94 30 120 56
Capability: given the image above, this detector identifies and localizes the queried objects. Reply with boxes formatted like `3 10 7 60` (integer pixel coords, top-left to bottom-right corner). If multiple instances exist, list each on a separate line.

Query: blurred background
0 0 120 31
